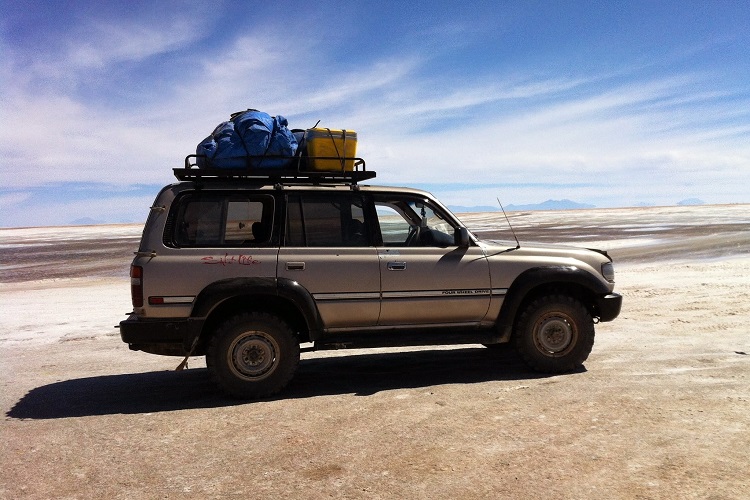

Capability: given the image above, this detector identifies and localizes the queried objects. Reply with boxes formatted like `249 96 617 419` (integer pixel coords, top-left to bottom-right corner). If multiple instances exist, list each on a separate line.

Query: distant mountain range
677 198 705 206
69 217 106 225
506 199 596 211
449 205 501 213
636 199 706 207
451 198 708 213
450 199 595 213
69 217 136 225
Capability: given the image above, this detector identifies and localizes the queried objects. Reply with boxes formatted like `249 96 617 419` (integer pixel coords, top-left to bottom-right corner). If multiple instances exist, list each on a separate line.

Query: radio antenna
497 197 520 249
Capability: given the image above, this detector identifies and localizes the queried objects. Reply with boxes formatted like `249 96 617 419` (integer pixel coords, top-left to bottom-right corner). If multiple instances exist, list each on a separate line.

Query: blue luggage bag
196 110 298 169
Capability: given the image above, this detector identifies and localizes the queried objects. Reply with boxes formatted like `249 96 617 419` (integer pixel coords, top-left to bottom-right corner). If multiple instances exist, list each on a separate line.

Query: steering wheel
405 225 420 246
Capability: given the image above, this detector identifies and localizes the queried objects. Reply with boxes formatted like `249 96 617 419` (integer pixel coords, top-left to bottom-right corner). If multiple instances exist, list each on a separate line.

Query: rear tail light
130 265 143 308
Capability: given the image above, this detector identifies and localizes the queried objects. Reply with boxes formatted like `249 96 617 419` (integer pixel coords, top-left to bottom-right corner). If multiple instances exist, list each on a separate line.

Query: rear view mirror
454 227 470 247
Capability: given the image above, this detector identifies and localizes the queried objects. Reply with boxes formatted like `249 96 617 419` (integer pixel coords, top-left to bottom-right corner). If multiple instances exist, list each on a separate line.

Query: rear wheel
207 312 300 399
513 295 594 373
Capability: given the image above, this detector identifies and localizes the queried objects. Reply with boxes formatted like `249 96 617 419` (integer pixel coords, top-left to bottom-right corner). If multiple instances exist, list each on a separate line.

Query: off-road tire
206 312 300 399
513 295 594 373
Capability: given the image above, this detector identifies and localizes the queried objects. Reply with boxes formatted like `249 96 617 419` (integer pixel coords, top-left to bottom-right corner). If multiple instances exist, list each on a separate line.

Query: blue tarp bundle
196 110 298 169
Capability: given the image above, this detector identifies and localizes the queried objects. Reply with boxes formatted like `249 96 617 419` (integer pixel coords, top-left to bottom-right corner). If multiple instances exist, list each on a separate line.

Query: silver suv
120 166 621 399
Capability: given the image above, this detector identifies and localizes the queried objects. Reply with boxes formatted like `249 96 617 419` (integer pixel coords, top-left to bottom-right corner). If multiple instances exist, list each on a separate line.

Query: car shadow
6 347 576 420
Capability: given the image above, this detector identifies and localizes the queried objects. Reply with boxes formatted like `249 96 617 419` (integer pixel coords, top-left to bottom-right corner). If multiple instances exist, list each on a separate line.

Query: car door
277 192 381 331
374 194 492 327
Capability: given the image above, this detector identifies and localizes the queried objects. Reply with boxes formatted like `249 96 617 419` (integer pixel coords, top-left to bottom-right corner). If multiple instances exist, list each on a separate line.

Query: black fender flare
277 277 325 339
495 266 611 342
189 277 323 343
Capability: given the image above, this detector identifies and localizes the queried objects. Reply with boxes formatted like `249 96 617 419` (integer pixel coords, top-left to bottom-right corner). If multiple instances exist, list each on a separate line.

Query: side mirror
454 227 470 248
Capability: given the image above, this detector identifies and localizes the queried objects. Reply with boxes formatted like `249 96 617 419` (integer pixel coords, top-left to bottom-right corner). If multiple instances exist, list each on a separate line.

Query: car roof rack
174 154 376 184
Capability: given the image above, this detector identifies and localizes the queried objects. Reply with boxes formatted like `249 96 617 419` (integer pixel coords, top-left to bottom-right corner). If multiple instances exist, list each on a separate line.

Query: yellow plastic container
305 128 358 171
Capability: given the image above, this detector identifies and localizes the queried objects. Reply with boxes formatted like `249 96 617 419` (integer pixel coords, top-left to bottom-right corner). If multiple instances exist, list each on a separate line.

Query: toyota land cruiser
120 162 622 398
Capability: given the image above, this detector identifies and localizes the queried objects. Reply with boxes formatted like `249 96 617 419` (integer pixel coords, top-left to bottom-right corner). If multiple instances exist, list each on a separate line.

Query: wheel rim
533 313 577 356
228 331 278 380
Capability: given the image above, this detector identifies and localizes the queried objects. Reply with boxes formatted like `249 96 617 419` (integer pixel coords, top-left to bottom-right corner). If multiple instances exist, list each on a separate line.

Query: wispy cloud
0 192 31 208
7 9 210 92
66 18 205 69
1 2 748 225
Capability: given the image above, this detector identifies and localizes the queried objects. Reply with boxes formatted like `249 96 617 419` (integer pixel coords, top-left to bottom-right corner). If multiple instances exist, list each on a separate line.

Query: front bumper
596 293 622 322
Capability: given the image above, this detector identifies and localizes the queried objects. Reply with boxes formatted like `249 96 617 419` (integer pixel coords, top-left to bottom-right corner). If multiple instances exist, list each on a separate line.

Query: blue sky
1 0 749 227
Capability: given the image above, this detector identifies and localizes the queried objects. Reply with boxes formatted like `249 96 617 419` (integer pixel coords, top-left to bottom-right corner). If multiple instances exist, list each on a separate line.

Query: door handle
387 261 407 271
285 262 305 271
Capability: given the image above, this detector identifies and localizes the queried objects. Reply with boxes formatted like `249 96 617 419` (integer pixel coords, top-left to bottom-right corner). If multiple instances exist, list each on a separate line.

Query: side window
169 193 274 247
376 205 412 245
179 199 223 245
285 194 369 247
224 199 270 245
375 196 456 247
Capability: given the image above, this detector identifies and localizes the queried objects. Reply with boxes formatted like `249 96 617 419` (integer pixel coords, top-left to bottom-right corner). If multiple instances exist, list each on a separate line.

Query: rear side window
166 193 275 247
285 194 369 247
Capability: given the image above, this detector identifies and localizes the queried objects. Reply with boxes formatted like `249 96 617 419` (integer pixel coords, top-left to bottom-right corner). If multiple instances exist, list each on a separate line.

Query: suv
120 164 621 399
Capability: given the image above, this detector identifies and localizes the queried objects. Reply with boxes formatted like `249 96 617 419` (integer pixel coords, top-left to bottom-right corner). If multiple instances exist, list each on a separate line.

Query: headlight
601 262 615 282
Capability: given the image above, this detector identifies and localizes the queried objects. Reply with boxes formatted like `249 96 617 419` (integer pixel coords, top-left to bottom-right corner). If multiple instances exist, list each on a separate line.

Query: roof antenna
497 197 520 249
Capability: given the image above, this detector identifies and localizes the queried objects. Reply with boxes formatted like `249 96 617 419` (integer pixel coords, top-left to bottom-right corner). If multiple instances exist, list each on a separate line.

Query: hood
478 239 612 264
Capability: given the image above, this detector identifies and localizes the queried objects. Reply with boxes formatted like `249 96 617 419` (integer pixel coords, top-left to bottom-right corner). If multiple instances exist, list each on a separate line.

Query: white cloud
66 18 204 69
1 6 748 226
0 192 31 208
352 70 750 210
0 193 156 228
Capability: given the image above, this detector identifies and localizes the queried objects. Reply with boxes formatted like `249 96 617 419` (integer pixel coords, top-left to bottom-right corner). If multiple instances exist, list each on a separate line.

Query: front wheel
513 295 595 373
207 312 300 399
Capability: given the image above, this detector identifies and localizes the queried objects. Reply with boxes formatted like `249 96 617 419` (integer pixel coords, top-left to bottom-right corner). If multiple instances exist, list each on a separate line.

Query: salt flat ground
1 204 748 499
